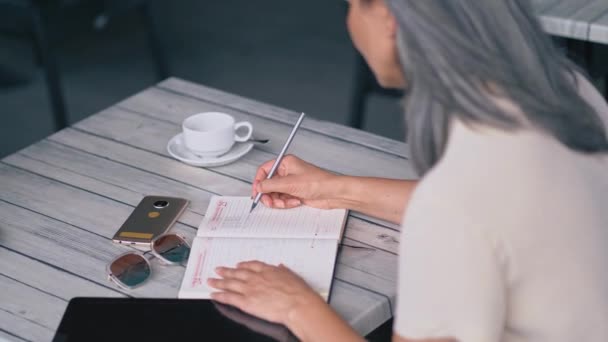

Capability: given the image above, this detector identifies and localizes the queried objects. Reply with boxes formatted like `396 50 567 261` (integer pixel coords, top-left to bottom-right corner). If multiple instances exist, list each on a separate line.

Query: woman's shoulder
419 120 536 192
408 120 557 226
410 112 608 239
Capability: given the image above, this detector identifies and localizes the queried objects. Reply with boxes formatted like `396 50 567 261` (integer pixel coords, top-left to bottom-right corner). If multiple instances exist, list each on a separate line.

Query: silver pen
250 112 306 213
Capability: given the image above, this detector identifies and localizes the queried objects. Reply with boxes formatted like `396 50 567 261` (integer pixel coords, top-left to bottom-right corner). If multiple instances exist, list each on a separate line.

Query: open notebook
179 196 348 300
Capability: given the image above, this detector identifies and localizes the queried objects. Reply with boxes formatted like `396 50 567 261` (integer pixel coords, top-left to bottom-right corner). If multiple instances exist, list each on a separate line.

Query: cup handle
234 121 253 142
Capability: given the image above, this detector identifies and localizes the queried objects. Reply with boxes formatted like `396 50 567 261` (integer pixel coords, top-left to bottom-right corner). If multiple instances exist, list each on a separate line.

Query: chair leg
29 4 69 131
348 53 372 129
140 1 169 81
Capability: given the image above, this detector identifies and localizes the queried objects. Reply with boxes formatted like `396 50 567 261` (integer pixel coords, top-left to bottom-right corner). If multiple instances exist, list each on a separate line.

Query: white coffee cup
182 112 253 157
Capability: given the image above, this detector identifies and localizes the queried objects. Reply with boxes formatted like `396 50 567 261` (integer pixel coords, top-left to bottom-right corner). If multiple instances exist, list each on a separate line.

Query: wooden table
533 0 608 44
0 78 414 342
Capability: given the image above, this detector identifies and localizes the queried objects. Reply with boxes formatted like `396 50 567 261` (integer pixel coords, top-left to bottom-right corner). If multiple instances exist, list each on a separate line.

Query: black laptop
53 297 296 342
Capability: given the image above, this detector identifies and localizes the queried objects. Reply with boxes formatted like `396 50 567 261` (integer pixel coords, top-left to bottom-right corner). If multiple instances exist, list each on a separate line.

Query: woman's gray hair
385 0 608 175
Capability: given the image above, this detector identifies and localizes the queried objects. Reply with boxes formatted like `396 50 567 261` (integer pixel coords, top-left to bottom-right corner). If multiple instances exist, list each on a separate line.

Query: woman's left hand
207 260 325 326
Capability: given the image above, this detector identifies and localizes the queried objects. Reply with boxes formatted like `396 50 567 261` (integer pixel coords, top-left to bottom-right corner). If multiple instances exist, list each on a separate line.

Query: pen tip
249 202 257 214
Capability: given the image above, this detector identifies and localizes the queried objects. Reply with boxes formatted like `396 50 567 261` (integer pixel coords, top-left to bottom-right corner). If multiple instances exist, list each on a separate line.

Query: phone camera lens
153 200 169 209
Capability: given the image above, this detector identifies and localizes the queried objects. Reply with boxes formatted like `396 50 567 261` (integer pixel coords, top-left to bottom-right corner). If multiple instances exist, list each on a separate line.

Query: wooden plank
9 140 399 254
0 160 397 291
0 329 28 342
330 279 392 335
0 165 192 296
0 207 393 337
115 88 416 179
589 10 608 44
0 165 396 333
0 79 407 335
46 125 399 253
0 200 184 298
62 109 403 229
0 162 197 242
0 248 121 300
0 275 65 342
0 308 52 342
8 142 212 228
336 238 397 308
69 105 404 230
0 247 122 340
45 129 399 253
539 0 608 40
343 216 399 255
5 137 399 289
73 109 267 181
153 78 410 159
45 128 252 200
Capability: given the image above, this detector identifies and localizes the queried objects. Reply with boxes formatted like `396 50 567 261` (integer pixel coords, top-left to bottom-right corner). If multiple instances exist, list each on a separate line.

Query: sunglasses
106 234 190 290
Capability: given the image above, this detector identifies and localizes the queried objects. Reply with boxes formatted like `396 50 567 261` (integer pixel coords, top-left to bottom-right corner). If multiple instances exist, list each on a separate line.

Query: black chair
348 52 403 129
0 0 169 131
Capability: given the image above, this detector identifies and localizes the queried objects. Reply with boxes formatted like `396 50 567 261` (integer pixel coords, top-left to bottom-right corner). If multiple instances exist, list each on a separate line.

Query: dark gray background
0 0 404 159
1 1 605 159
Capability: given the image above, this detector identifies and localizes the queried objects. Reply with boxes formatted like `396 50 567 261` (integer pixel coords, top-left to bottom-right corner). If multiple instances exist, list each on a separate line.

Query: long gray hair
384 0 608 175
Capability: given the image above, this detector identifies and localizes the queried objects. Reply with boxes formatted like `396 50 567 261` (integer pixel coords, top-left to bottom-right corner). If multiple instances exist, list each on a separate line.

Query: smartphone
112 196 189 247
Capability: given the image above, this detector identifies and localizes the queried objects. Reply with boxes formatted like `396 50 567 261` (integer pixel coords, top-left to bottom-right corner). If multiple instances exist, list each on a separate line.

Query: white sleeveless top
394 75 608 341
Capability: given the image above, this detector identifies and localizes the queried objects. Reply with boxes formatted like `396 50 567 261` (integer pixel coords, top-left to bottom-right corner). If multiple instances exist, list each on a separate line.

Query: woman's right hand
251 155 342 209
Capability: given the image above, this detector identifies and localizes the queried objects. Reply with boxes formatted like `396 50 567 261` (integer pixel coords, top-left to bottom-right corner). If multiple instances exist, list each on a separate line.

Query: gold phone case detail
112 196 189 245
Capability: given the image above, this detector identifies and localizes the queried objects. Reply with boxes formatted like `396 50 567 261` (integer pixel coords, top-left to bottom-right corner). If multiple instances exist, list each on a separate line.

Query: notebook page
179 237 338 300
198 196 347 240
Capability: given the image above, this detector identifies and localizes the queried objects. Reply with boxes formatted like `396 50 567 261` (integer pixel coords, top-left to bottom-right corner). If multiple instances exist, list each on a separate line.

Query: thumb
257 175 301 197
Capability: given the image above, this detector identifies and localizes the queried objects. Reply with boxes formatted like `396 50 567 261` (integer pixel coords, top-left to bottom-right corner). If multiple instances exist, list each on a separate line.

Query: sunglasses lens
153 235 190 263
110 254 150 288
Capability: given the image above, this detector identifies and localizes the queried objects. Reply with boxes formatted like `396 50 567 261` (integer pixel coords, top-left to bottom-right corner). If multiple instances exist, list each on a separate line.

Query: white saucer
167 133 254 168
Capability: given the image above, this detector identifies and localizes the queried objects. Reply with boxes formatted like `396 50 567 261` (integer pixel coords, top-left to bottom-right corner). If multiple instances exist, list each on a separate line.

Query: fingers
270 192 284 208
208 262 268 290
215 267 255 281
210 291 247 309
261 194 273 207
251 156 300 198
265 155 297 177
255 159 275 181
208 277 248 293
279 193 301 206
237 260 268 272
285 198 302 208
258 175 298 197
252 163 270 198
208 262 267 292
269 194 302 208
259 193 301 209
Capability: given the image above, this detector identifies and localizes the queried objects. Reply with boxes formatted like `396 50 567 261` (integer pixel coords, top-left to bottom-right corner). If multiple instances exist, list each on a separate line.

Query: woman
208 0 608 341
